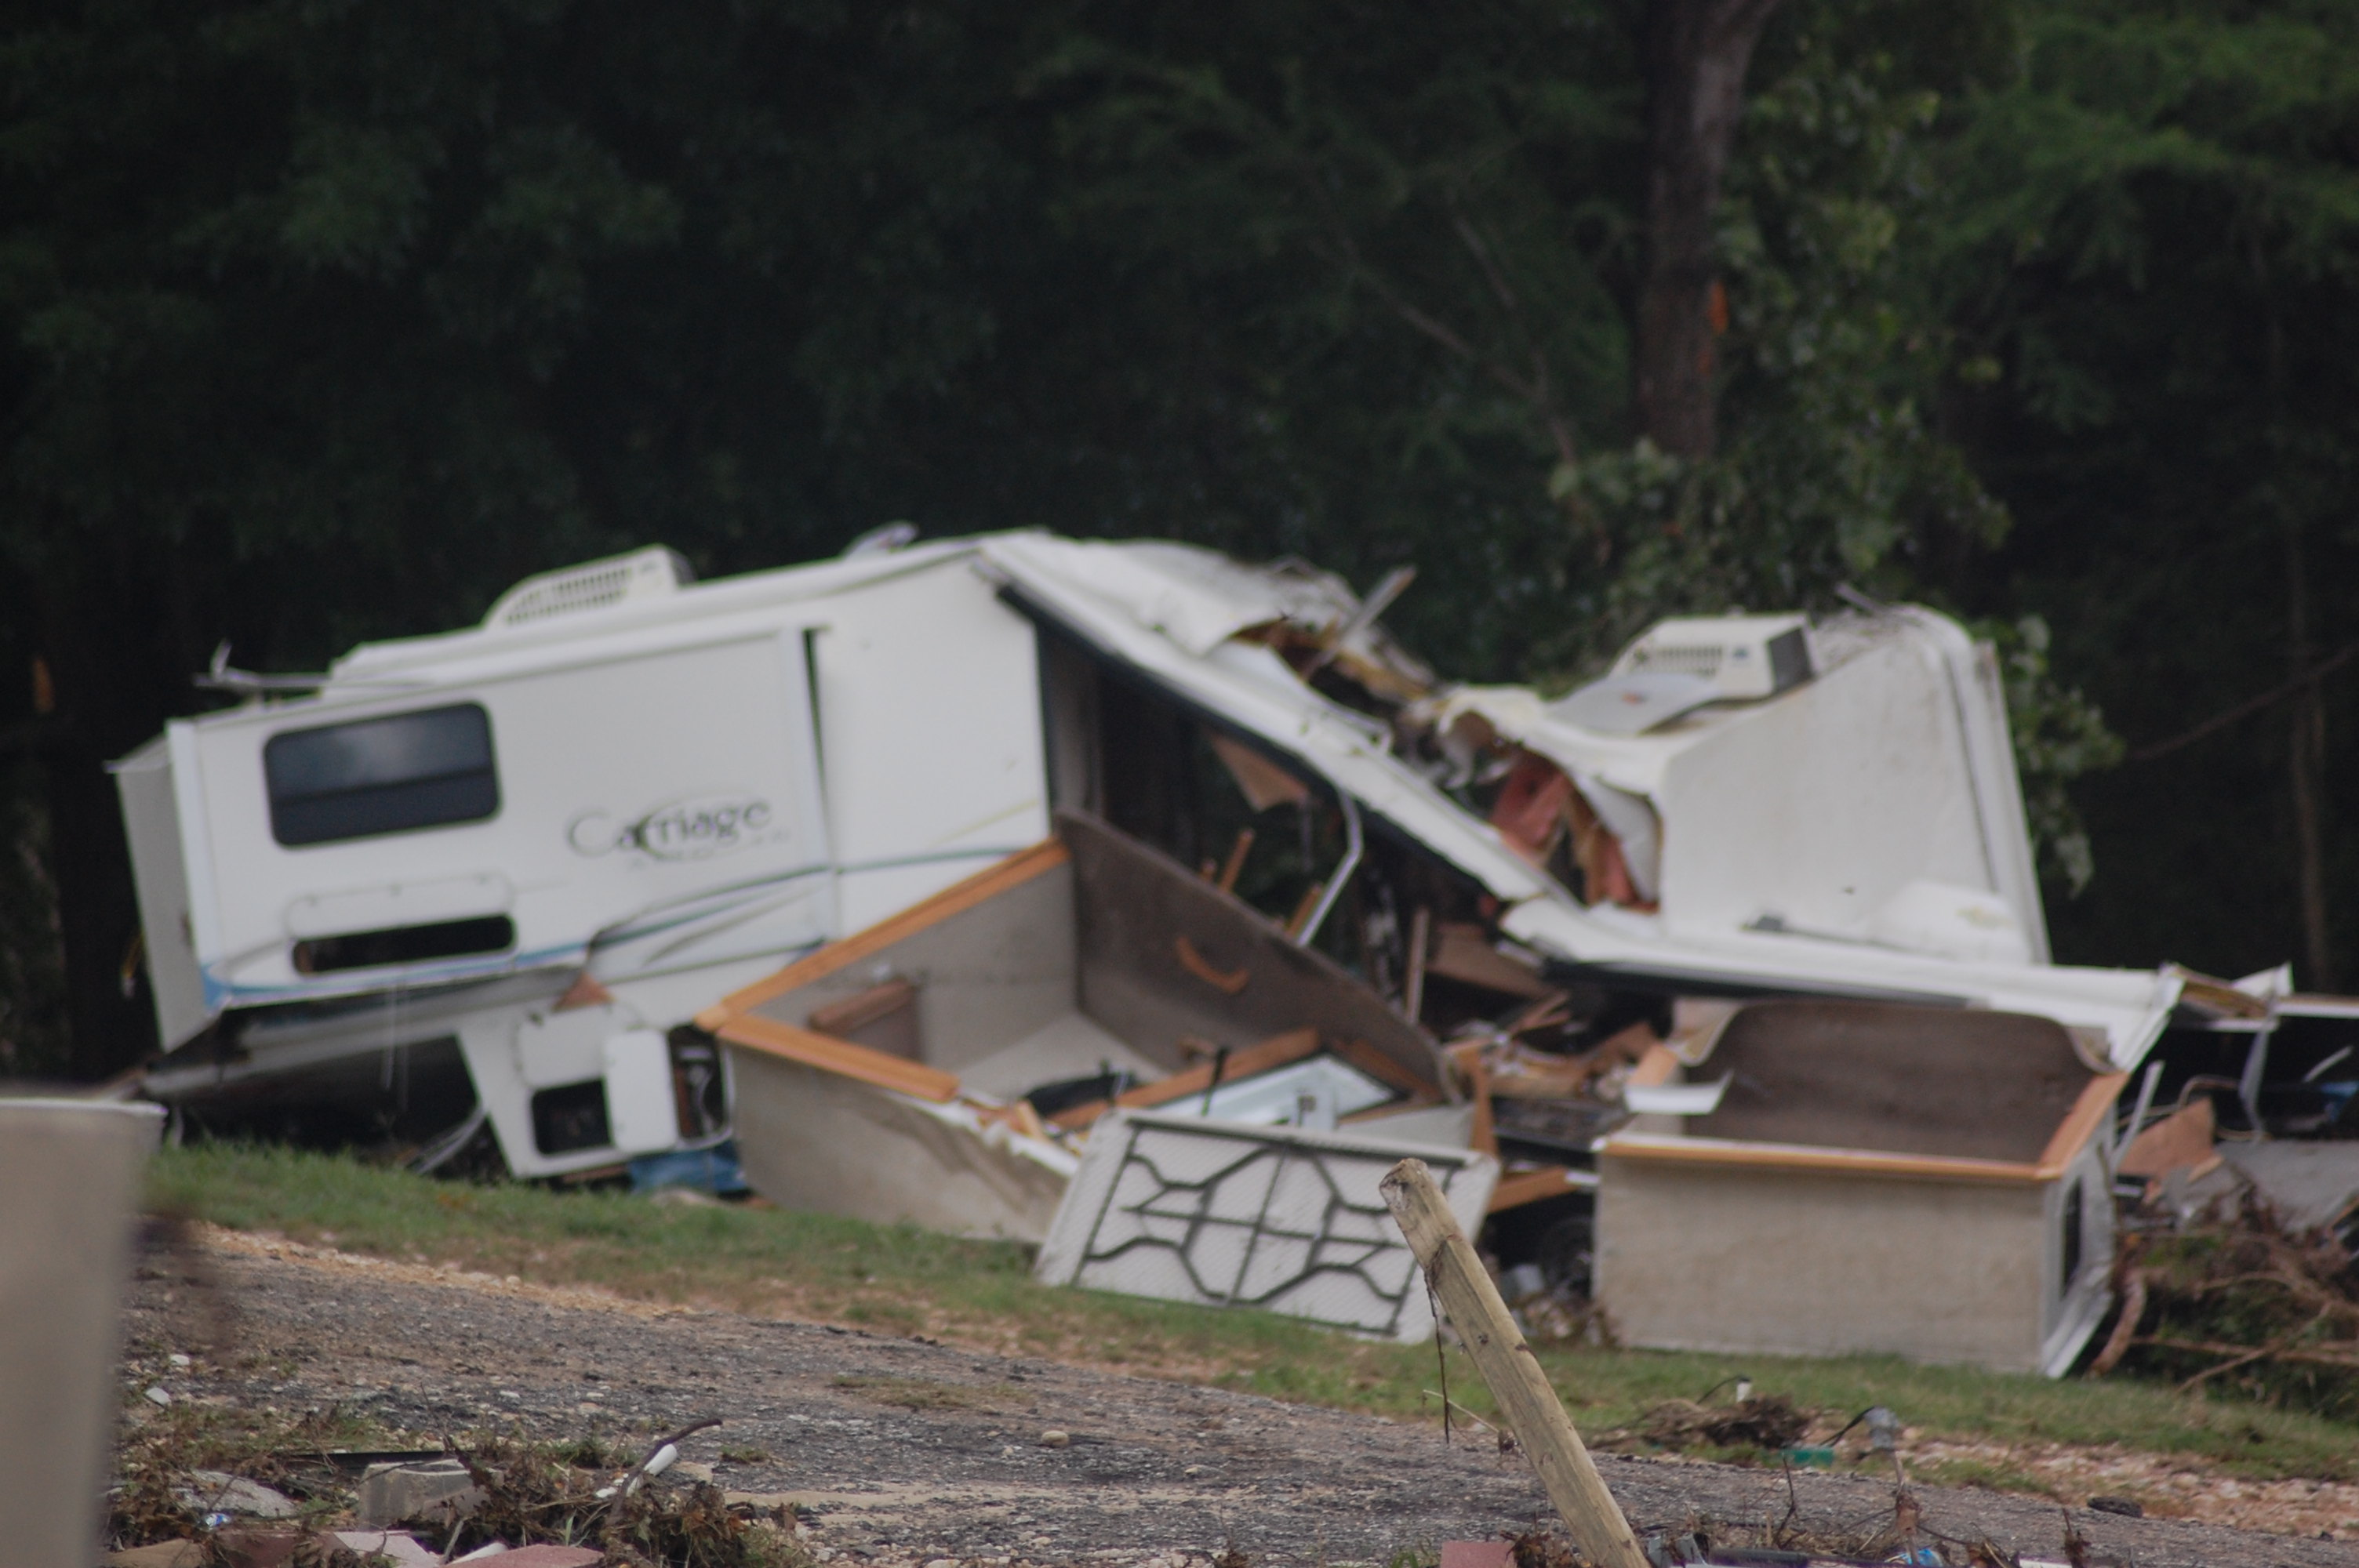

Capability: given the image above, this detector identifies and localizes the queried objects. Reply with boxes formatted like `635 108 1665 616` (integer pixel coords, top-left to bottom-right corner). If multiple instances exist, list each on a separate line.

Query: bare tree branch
2129 637 2359 762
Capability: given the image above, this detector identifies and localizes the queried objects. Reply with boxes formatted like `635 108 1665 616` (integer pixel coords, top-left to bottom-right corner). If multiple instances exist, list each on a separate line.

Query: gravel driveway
119 1227 2354 1568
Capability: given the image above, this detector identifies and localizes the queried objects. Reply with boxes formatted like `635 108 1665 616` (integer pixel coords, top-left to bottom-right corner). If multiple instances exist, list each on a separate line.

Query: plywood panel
1060 811 1441 1090
729 1047 1069 1242
1687 1000 2091 1163
740 858 1079 1076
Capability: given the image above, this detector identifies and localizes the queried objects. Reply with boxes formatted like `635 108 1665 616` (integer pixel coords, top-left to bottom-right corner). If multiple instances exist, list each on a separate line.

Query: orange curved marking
1174 935 1249 995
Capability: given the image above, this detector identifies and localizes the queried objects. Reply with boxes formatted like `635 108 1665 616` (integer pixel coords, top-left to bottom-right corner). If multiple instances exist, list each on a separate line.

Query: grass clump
829 1374 1024 1413
152 1142 2359 1487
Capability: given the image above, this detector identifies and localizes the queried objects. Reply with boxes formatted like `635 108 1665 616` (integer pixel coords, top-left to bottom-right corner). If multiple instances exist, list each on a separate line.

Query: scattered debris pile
107 1410 804 1568
1584 1383 1837 1466
2086 1050 2359 1414
438 1428 794 1567
2099 1190 2359 1418
1630 1396 1814 1456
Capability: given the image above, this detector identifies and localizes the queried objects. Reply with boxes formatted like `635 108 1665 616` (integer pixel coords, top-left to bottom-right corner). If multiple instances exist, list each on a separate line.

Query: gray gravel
120 1231 2356 1568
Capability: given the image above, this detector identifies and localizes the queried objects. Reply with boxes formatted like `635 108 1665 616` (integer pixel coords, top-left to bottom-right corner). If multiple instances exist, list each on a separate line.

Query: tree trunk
1636 0 1783 459
35 553 166 1081
2287 523 2335 990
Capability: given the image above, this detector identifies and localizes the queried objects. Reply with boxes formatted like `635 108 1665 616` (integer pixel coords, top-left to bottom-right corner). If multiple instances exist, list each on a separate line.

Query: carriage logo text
568 795 776 862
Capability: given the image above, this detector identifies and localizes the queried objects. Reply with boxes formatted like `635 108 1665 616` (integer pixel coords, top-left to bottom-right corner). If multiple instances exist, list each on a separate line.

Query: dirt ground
119 1227 2357 1568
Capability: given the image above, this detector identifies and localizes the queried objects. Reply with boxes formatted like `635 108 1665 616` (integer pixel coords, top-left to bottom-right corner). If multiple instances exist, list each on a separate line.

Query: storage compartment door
110 738 213 1048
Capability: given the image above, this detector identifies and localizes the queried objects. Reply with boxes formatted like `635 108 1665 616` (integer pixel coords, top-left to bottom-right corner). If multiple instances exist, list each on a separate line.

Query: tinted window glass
265 703 500 846
532 1080 612 1155
291 916 515 974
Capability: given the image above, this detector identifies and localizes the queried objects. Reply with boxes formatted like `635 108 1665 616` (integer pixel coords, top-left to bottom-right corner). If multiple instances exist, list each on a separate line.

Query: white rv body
123 542 1050 1176
118 531 2182 1181
1433 610 2048 966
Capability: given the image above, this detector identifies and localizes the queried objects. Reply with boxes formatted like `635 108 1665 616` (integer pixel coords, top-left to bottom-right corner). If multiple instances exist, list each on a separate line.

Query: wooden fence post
1380 1157 1649 1568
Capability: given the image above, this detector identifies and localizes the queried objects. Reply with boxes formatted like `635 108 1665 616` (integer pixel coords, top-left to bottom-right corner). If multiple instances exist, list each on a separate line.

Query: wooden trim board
1330 1035 1436 1100
1599 1131 2056 1186
695 838 1071 1030
2034 1072 2130 1177
716 1014 962 1103
1488 1164 1587 1213
1629 1043 1681 1088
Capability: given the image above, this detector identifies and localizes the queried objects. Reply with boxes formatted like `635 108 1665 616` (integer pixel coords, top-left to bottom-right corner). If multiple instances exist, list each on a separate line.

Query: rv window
264 703 500 846
292 915 515 974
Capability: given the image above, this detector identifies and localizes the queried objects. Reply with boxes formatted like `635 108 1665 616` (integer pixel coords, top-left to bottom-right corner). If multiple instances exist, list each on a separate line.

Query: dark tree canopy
0 0 2354 1074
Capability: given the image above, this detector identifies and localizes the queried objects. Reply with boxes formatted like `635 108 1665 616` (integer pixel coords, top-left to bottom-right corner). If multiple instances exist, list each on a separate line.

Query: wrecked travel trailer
114 525 2244 1367
1428 608 2047 965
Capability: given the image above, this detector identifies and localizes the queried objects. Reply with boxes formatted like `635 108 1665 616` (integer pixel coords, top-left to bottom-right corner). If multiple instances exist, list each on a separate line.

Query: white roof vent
483 546 692 630
1611 613 1812 700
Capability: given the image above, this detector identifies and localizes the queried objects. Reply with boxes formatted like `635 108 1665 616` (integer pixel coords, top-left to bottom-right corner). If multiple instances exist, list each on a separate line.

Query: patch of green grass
1910 1456 2066 1498
152 1143 2359 1486
830 1374 1025 1412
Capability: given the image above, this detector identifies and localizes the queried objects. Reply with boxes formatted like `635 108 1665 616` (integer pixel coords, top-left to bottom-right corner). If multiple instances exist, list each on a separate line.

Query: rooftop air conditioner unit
482 546 693 630
1611 613 1813 701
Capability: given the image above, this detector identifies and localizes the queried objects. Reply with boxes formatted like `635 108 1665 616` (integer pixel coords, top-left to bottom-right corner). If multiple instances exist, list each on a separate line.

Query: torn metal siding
976 535 2178 1069
1431 613 2041 963
978 533 1555 909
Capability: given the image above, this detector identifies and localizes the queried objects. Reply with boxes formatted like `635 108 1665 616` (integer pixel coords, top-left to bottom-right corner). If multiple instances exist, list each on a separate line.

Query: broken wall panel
723 839 1092 1081
1036 1109 1497 1338
1594 999 2126 1376
705 814 1454 1241
1685 1000 2095 1163
1596 1154 2095 1371
1060 811 1446 1090
729 1048 1074 1241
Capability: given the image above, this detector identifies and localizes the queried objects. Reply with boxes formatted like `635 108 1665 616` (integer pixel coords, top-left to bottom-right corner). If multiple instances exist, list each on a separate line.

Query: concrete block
360 1457 485 1527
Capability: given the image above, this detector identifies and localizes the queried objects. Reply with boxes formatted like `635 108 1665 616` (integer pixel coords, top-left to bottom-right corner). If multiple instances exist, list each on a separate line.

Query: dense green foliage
1932 1 2359 975
2 0 2355 1071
